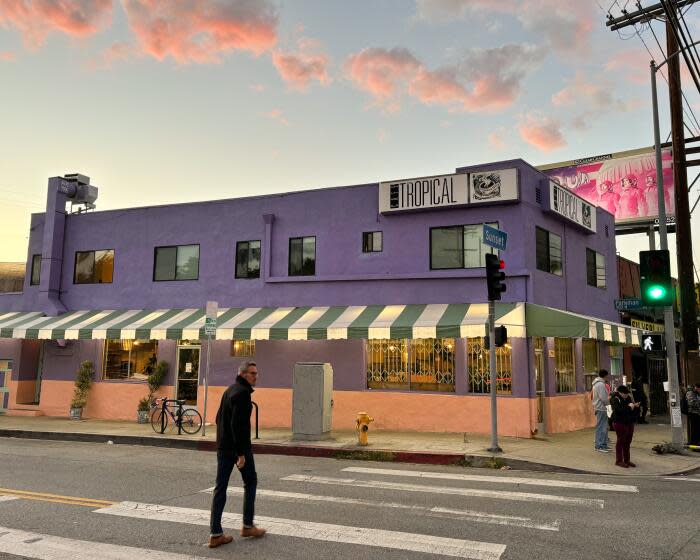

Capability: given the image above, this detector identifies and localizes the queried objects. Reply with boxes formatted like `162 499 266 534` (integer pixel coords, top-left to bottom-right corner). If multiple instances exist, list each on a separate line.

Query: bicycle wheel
151 409 168 433
179 408 203 434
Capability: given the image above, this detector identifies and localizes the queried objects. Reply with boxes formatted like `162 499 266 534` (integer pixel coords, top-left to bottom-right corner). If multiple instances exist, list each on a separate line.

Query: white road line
663 477 700 482
342 467 639 493
0 496 18 504
282 475 605 509
95 501 507 559
0 526 210 560
199 487 560 531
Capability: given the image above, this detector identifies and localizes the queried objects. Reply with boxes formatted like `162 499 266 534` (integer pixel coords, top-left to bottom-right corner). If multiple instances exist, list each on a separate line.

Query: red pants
613 422 635 464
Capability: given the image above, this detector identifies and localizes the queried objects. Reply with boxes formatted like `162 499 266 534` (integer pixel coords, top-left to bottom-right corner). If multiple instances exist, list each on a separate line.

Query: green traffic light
647 285 666 300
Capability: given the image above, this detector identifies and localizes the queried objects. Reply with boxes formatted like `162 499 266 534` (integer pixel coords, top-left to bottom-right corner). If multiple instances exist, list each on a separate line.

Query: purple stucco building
0 160 641 436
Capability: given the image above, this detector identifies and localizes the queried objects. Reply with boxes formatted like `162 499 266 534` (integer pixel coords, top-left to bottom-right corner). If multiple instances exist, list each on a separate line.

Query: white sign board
469 168 519 204
205 301 218 336
379 173 469 213
549 181 597 233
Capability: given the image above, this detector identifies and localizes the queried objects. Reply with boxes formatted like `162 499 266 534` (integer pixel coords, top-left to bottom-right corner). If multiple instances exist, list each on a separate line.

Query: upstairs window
362 231 383 253
30 254 41 286
536 227 562 276
586 248 606 289
74 250 114 284
289 236 316 276
154 244 199 281
236 240 261 279
430 223 497 270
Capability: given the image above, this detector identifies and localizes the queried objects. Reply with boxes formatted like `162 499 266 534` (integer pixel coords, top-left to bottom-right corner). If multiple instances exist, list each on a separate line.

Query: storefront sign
548 181 597 233
631 319 681 340
379 173 469 213
469 168 518 204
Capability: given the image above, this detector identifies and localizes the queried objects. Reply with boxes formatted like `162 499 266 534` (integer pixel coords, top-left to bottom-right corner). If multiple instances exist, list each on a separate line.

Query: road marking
0 496 18 504
200 487 560 531
663 477 700 482
0 526 210 560
96 501 507 559
0 488 113 509
342 467 638 493
282 475 605 509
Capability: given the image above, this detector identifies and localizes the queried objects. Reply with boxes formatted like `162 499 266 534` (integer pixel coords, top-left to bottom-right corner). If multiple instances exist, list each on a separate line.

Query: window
154 244 199 281
467 337 512 394
586 249 606 289
289 236 316 276
362 231 382 253
231 340 256 357
235 241 261 279
536 227 562 276
103 339 158 380
74 250 114 284
583 339 599 391
609 345 623 377
554 338 576 392
30 254 41 286
430 223 497 270
366 338 455 392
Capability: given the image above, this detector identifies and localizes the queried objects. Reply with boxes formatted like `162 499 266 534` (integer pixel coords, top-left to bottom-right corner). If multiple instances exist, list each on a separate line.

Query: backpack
680 391 689 415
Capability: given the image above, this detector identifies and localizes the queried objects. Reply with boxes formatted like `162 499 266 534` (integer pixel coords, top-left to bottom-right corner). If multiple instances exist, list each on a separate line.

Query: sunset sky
1 0 699 272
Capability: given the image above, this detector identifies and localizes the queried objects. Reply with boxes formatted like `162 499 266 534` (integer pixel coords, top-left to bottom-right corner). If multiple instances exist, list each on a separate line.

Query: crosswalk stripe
342 467 638 493
95 501 507 559
0 496 17 504
0 526 210 560
282 475 605 509
200 487 560 531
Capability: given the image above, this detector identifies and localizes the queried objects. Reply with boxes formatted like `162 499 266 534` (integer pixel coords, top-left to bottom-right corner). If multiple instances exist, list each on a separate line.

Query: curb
1 428 696 476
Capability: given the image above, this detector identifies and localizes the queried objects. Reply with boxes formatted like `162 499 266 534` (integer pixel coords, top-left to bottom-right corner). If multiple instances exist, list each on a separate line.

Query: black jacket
610 392 637 424
215 376 254 455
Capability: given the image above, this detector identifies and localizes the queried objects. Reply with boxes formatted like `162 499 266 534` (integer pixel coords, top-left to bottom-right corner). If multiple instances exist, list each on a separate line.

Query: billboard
537 146 675 225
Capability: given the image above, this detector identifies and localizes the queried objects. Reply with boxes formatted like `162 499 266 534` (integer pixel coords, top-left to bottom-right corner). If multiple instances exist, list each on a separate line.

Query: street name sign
614 298 643 311
482 224 507 251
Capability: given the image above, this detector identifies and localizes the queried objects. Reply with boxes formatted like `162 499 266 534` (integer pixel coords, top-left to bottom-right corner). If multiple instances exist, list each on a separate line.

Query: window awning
525 303 643 345
0 304 526 341
0 303 641 344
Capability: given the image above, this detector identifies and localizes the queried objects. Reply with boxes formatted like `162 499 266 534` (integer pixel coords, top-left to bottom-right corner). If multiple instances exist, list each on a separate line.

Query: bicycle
150 397 202 435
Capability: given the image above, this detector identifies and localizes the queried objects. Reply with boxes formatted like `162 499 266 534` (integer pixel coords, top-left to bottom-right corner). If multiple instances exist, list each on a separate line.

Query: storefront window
231 340 255 357
103 340 158 380
554 338 576 392
583 339 599 390
609 345 623 377
467 337 512 394
366 338 455 392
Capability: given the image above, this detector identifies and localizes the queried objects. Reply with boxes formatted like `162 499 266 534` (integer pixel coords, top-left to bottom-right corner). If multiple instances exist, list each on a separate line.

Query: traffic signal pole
487 300 502 453
652 60 685 449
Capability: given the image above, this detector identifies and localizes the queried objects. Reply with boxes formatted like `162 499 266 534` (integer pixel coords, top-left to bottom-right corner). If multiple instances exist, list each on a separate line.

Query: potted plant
137 360 168 423
70 360 94 420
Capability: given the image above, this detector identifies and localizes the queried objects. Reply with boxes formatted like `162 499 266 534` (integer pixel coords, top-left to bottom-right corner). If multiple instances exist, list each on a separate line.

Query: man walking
592 369 611 453
208 361 266 548
687 382 700 445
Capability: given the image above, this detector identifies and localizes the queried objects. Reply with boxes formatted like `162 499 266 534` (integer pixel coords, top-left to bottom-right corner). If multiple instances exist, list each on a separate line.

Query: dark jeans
689 414 700 445
209 450 257 536
613 422 635 464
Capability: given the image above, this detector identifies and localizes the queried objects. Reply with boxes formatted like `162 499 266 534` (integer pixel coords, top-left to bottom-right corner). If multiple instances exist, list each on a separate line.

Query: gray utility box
292 362 333 440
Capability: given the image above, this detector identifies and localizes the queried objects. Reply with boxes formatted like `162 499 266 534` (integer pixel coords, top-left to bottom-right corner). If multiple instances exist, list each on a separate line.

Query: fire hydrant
356 412 373 446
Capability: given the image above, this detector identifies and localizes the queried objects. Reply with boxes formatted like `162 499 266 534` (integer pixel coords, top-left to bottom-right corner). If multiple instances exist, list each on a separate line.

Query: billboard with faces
538 147 675 225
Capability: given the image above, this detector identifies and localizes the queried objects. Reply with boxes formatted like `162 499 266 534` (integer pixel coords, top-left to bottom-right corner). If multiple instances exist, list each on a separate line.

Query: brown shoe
626 461 637 468
208 534 233 548
240 526 267 538
615 461 629 468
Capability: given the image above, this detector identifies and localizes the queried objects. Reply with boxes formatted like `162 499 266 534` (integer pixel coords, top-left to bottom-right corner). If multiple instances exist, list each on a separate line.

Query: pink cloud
488 129 507 150
347 44 544 113
0 0 112 48
250 83 266 92
272 39 330 91
604 49 650 84
91 41 135 69
122 0 278 64
1 51 15 61
265 108 289 126
518 112 566 152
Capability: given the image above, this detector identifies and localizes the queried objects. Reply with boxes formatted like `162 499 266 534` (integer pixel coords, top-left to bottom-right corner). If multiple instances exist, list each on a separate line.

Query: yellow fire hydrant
356 412 374 446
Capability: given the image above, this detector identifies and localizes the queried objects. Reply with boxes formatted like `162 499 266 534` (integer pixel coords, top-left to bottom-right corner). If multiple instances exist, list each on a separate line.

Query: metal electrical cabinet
292 362 333 440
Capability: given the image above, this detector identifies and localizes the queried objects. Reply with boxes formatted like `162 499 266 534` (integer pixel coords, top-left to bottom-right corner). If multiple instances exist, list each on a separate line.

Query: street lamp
650 56 687 450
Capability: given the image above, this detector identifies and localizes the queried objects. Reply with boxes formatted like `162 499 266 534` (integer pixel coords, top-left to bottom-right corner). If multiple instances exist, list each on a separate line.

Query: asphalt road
0 438 698 560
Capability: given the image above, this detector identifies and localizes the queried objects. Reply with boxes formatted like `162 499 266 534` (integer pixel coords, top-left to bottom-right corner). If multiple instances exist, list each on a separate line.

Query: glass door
534 337 546 433
176 346 200 406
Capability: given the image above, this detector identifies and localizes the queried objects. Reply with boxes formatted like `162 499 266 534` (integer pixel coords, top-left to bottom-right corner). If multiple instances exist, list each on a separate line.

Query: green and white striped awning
0 304 526 341
525 303 644 345
0 303 643 344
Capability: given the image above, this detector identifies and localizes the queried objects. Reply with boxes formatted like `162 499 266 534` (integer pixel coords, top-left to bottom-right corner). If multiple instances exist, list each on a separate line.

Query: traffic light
485 253 506 301
639 250 673 307
485 326 508 349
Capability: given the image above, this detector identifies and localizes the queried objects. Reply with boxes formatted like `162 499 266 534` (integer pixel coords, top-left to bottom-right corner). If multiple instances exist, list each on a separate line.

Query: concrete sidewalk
1 415 698 476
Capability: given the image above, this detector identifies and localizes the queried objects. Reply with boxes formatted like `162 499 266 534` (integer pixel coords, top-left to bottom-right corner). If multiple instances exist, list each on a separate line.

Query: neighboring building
0 163 643 435
0 263 25 294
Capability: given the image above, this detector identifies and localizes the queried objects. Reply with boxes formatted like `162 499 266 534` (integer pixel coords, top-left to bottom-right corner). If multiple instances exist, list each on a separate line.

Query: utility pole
607 1 699 386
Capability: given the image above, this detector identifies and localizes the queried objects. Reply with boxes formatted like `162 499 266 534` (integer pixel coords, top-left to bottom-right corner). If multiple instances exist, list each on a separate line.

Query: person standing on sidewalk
591 369 611 453
687 383 700 445
208 361 266 548
610 385 639 468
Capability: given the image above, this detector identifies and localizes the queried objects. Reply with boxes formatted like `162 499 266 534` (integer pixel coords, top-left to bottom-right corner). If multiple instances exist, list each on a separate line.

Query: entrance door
648 357 668 415
34 343 45 404
534 337 546 433
176 346 200 406
0 359 12 413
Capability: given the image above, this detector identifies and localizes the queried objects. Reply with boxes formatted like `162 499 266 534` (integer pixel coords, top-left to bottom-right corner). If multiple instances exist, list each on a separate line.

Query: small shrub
70 361 94 409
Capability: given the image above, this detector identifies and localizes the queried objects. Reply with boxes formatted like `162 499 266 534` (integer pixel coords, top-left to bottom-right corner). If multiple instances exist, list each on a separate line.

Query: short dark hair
617 385 630 394
695 382 700 389
599 369 609 378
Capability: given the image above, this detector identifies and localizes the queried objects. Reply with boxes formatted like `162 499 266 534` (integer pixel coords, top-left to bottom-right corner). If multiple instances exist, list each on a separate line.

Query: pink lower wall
545 394 596 433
